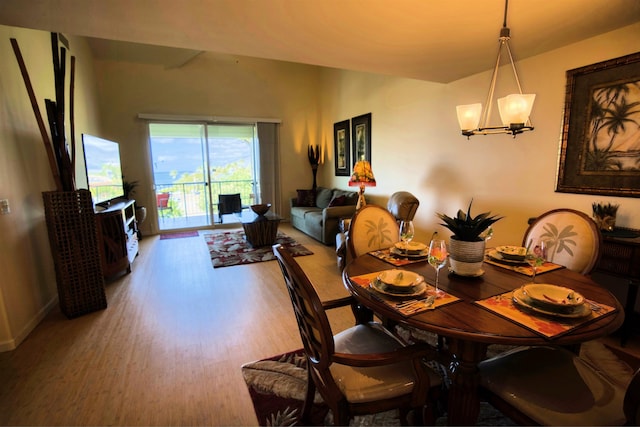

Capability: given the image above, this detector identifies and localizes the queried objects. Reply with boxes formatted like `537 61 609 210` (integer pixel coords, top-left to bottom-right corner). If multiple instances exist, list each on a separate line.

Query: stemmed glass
525 240 548 283
428 239 448 297
399 220 415 257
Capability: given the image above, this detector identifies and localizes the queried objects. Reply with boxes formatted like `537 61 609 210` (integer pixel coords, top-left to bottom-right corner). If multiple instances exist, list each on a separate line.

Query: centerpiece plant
436 200 502 275
436 199 502 242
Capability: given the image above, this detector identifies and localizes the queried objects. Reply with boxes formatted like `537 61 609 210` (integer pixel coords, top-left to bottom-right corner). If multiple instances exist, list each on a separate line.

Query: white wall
319 23 640 247
0 25 103 350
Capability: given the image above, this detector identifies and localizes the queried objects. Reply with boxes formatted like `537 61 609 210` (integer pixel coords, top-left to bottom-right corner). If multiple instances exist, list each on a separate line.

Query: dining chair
478 345 640 425
523 208 601 275
272 243 444 425
346 204 400 261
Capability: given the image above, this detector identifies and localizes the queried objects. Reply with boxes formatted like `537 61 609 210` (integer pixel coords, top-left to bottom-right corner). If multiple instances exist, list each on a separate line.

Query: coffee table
242 211 282 247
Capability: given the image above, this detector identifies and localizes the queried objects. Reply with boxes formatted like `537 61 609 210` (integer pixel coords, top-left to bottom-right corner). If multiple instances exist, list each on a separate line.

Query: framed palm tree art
556 51 640 197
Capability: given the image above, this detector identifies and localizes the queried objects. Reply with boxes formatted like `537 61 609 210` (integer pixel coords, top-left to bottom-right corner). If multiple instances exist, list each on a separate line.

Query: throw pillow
315 187 333 209
328 195 346 207
332 189 358 206
296 189 316 207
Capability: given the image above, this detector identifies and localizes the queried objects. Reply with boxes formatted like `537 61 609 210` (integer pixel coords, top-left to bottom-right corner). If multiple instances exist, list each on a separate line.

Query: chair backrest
156 192 170 208
347 204 400 259
523 208 601 275
218 193 242 214
387 191 419 222
272 244 336 375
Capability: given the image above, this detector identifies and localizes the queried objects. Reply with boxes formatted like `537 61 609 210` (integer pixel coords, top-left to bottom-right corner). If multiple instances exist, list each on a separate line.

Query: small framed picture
351 113 372 165
333 120 351 176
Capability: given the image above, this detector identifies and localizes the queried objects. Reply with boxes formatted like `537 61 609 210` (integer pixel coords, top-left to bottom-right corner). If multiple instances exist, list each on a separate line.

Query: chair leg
300 367 315 424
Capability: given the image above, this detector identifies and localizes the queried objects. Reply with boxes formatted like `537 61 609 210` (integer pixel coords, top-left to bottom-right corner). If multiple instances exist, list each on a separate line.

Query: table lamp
348 160 376 210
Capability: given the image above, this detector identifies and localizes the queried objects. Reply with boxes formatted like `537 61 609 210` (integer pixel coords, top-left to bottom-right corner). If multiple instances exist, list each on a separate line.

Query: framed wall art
333 120 351 176
556 51 640 198
351 113 372 165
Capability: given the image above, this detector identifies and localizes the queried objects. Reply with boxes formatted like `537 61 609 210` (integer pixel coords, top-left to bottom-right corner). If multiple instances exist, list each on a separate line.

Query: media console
95 199 139 277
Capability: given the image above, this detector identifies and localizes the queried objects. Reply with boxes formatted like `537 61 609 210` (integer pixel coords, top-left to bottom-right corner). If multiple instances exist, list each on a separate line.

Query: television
82 134 125 207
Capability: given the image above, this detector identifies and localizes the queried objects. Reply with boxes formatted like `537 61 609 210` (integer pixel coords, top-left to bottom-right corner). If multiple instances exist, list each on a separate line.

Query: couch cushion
315 187 333 209
296 189 316 207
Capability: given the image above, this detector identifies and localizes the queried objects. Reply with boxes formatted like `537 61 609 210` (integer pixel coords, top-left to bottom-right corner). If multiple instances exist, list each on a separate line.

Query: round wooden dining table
342 253 624 425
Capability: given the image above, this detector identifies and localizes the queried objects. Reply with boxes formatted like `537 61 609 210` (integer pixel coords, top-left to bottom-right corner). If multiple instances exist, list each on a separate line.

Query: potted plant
592 202 619 231
436 200 502 275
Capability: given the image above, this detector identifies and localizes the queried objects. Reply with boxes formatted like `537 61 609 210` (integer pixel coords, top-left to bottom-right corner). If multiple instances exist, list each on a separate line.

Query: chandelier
456 0 535 138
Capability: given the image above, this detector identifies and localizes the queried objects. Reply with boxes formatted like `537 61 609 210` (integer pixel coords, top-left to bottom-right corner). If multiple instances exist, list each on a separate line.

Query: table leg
446 338 488 425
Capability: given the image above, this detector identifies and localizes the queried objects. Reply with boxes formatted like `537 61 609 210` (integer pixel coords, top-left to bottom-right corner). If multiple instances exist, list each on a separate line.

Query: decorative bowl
250 203 271 215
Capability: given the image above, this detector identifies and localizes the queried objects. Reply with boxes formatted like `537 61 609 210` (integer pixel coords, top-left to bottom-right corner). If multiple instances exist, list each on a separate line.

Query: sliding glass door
149 122 258 231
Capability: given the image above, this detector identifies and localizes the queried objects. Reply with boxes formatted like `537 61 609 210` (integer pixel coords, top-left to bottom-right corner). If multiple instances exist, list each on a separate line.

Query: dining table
342 248 625 425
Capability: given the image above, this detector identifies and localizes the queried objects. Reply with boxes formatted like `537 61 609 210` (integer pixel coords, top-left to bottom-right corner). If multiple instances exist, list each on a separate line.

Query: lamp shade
497 94 535 126
348 160 376 187
456 103 482 131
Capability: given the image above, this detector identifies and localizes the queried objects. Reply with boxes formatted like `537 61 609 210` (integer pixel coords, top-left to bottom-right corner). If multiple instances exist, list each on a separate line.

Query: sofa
290 187 359 245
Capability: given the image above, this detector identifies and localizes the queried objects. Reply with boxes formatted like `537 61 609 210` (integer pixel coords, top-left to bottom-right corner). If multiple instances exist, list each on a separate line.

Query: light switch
0 199 10 215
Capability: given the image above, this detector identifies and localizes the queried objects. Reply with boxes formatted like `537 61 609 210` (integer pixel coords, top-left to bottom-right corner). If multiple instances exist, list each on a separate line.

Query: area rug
241 349 515 426
204 230 313 268
160 231 200 240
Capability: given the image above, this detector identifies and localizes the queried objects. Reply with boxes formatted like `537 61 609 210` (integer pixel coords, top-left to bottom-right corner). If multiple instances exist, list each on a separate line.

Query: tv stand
95 199 139 277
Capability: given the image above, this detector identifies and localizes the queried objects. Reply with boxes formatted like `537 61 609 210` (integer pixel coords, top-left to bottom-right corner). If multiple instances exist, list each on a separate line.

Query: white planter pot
449 237 485 276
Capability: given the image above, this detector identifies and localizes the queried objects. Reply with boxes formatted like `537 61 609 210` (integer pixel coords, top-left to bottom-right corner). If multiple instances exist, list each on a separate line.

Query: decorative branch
10 38 63 191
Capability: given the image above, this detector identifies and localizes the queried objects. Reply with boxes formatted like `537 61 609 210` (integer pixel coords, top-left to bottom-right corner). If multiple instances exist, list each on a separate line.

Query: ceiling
1 0 639 83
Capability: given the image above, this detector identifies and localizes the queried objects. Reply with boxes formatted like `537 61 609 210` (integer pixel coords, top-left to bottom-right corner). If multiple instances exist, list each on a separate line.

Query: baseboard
0 296 57 352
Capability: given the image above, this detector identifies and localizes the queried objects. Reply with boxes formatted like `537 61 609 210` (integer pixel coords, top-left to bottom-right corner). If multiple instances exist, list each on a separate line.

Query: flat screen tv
82 134 125 207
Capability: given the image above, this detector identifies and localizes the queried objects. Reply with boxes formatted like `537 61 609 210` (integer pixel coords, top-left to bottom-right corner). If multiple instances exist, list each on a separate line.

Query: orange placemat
368 248 428 266
349 270 460 316
475 290 617 339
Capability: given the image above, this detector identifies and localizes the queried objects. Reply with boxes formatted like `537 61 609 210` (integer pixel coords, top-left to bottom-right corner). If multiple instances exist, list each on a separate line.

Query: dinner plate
378 269 424 287
394 241 427 253
487 249 528 265
495 245 527 261
512 287 591 318
370 279 427 298
390 246 429 259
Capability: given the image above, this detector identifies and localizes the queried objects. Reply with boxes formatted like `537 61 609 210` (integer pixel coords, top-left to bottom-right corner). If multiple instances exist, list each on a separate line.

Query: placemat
475 290 617 339
349 270 460 316
368 248 428 266
484 252 564 277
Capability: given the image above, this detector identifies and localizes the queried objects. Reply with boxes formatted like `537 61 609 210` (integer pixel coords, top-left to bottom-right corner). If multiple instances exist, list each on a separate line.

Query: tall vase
449 237 485 276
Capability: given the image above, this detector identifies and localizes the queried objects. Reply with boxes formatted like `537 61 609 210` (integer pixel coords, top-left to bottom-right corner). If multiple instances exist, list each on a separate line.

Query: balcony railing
92 180 256 229
155 179 256 222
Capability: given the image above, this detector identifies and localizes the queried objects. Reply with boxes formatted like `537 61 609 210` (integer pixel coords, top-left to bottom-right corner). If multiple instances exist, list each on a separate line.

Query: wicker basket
43 190 107 318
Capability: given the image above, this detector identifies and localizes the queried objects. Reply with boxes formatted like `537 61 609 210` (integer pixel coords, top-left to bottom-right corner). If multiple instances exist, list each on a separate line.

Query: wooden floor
0 223 638 425
0 224 354 426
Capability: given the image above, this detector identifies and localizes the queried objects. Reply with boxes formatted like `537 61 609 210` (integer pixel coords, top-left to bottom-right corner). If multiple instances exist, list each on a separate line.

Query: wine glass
525 240 548 283
428 239 448 297
399 220 415 257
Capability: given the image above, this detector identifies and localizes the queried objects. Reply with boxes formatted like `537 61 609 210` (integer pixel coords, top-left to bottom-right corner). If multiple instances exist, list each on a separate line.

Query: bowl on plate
378 269 423 291
522 283 585 311
250 203 271 215
394 241 427 254
496 245 527 261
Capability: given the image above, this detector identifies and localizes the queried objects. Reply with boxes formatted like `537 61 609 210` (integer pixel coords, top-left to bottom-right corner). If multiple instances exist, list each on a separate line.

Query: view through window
149 122 258 230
